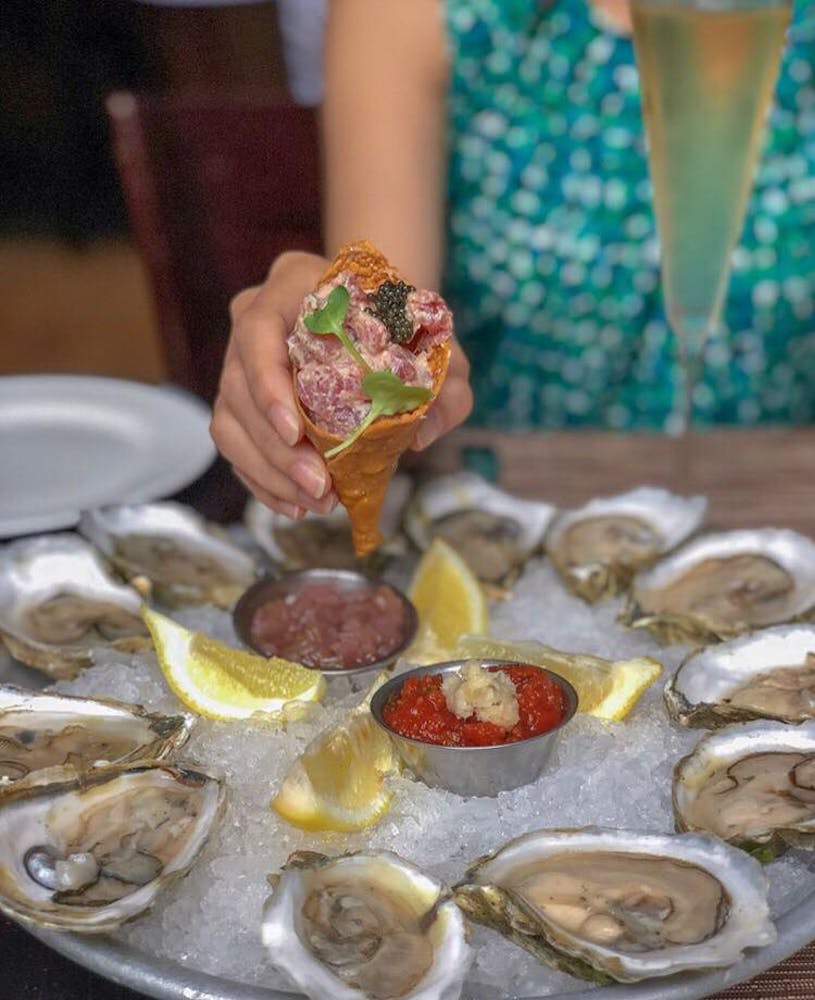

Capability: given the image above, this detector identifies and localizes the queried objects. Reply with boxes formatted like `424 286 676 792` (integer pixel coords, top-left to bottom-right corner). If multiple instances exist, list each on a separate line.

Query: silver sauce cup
232 568 418 678
370 659 578 797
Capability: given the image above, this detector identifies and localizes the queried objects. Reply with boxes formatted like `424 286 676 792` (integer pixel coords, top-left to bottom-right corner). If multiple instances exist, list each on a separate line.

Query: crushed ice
50 560 815 999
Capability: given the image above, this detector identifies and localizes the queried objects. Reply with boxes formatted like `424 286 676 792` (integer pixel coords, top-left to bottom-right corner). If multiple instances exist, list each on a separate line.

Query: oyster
454 826 774 983
262 850 471 1000
0 762 225 931
245 475 411 570
621 528 815 645
404 473 556 588
246 502 358 570
665 624 815 727
0 534 148 678
547 487 706 603
0 685 191 793
673 720 815 860
79 502 257 608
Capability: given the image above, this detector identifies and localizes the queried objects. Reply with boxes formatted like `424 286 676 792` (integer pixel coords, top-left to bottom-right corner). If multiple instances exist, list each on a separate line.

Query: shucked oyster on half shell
262 850 471 1000
0 762 225 932
454 827 775 984
0 534 149 679
665 624 815 727
621 528 815 645
546 487 707 603
245 475 411 570
0 685 192 794
404 472 556 589
79 502 257 609
673 720 815 861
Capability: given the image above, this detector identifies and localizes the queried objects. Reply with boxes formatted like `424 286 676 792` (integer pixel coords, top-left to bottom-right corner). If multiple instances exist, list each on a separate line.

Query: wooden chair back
106 90 321 400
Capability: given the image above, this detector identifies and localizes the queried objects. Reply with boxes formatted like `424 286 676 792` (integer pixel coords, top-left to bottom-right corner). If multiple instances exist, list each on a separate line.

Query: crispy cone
294 241 451 556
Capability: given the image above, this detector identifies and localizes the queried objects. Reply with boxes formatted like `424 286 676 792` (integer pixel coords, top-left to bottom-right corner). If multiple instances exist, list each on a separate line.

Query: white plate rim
0 375 216 537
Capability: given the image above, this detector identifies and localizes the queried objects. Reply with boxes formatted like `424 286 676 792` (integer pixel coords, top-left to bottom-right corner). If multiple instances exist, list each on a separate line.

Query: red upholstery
106 90 322 400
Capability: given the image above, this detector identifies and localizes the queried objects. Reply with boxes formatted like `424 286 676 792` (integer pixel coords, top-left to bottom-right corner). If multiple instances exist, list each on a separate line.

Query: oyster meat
262 850 470 999
547 487 706 602
0 534 148 678
454 826 774 983
0 762 225 931
404 473 556 588
665 625 815 727
673 720 815 860
0 685 191 792
622 528 815 644
79 502 257 608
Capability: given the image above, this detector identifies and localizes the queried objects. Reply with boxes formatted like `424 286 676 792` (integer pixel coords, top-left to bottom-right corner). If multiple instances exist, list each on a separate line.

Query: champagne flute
630 0 792 451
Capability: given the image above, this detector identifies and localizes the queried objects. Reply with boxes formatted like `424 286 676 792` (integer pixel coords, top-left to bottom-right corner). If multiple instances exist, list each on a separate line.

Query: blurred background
1 0 315 395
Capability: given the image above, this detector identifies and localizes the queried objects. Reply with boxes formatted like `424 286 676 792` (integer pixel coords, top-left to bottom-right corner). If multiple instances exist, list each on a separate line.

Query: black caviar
368 280 415 344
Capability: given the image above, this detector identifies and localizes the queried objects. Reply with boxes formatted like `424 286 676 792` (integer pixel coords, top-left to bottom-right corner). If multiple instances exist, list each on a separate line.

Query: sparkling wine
631 0 791 430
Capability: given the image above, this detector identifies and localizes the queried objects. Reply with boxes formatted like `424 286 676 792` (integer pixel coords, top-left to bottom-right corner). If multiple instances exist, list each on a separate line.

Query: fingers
228 253 328 446
212 252 333 516
412 339 473 450
212 399 338 515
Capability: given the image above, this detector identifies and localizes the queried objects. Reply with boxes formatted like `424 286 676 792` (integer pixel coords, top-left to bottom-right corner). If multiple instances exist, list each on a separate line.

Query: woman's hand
211 251 339 520
211 248 474 517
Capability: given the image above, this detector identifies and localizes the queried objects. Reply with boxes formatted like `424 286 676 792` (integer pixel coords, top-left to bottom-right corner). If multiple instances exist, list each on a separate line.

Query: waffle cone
294 241 451 556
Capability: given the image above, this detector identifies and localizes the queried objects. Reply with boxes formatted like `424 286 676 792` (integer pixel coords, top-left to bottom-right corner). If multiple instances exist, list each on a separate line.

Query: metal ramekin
370 659 578 797
232 568 418 677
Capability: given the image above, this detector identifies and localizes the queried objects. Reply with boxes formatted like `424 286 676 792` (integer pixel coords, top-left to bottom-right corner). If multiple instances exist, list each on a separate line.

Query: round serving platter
6 616 814 1000
28 892 815 1000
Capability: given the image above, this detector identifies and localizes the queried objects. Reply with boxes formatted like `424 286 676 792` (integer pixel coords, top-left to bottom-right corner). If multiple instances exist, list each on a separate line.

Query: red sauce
249 581 409 669
382 665 567 746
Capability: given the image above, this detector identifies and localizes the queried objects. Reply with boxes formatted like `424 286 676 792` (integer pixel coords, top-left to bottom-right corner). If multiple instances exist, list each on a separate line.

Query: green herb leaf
361 370 433 415
303 286 370 372
303 285 350 334
325 370 433 459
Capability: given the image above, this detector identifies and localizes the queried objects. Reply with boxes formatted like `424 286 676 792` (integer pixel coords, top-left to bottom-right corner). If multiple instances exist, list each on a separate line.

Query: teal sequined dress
442 0 815 430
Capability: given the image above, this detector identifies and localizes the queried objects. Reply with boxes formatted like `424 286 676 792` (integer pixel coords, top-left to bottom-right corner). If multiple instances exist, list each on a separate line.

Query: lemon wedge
408 538 489 652
452 635 662 721
271 682 395 832
142 607 326 720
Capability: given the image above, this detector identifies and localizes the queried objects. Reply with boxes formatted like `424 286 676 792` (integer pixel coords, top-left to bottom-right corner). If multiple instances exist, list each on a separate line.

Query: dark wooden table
2 428 814 1000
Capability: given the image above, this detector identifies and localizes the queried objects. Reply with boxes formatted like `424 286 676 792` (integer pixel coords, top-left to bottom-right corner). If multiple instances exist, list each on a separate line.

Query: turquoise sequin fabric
442 0 815 430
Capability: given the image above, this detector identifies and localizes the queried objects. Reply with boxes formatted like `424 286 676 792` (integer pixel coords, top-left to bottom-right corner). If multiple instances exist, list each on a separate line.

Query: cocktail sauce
381 665 567 746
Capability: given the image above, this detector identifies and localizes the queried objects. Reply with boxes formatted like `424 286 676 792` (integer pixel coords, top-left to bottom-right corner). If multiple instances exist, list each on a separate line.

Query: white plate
0 375 216 537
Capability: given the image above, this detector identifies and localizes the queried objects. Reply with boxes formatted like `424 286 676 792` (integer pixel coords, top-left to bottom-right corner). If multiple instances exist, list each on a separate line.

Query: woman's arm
322 0 449 289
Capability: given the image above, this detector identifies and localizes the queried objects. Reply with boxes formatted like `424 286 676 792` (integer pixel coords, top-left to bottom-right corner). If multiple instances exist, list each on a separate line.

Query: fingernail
291 460 327 499
275 500 303 520
299 490 338 515
269 403 300 447
414 411 442 451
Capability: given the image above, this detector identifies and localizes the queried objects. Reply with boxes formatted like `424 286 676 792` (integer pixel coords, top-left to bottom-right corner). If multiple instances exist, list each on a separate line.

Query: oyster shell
404 473 556 588
0 685 191 793
79 502 257 608
262 850 471 1000
621 528 815 645
245 475 411 570
547 487 706 603
673 720 815 861
0 534 149 678
246 502 358 570
454 826 774 983
665 625 815 727
0 762 225 931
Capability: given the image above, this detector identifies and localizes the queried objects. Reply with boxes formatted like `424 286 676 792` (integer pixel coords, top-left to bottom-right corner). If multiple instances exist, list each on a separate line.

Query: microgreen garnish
304 285 433 459
303 286 370 372
325 371 432 459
